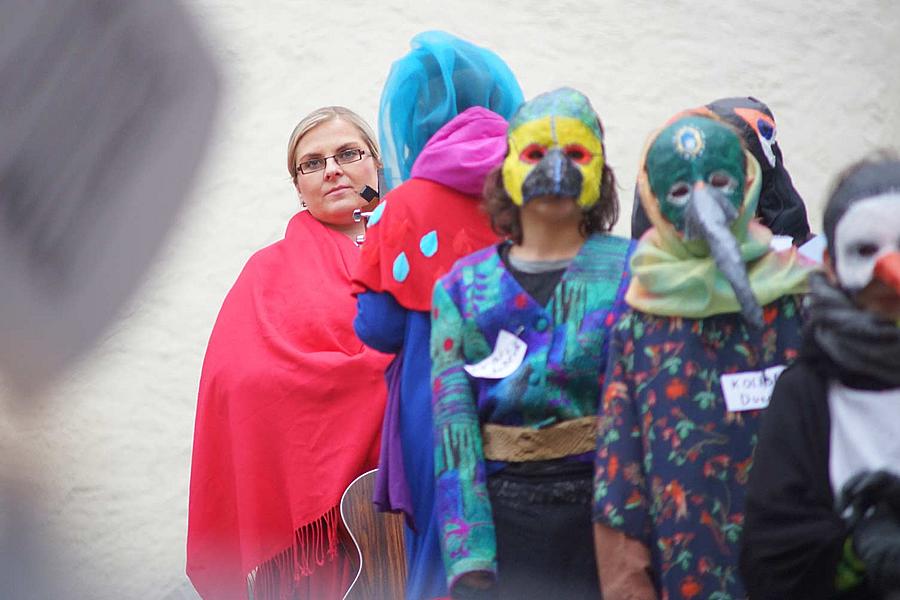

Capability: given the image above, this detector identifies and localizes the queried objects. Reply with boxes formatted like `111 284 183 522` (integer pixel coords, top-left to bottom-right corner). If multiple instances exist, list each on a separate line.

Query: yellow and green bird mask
502 88 605 208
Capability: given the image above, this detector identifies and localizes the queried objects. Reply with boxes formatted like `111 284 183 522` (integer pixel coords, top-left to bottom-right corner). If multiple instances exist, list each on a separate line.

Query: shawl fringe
248 505 341 599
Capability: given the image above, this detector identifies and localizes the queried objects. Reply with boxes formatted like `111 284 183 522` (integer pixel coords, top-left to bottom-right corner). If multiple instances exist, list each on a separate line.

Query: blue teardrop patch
368 201 387 227
392 251 410 282
419 230 439 258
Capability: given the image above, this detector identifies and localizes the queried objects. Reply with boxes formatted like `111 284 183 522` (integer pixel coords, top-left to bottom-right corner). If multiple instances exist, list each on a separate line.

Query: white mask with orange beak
834 192 900 295
823 159 900 326
804 160 900 387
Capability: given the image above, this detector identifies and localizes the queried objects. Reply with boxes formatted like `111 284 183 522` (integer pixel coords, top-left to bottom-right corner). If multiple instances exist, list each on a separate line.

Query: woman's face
293 118 377 228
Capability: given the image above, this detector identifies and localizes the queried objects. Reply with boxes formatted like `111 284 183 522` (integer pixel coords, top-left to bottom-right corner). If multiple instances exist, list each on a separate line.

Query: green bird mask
643 115 765 328
646 116 746 234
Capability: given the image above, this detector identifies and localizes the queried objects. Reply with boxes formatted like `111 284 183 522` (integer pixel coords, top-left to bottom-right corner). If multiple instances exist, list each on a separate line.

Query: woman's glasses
297 148 366 175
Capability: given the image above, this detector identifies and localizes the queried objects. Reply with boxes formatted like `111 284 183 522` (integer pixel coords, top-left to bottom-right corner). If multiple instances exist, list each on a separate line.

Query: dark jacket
740 337 886 600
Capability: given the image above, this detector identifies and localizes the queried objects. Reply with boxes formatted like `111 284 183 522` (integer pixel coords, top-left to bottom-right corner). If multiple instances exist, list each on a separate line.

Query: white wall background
1 1 899 598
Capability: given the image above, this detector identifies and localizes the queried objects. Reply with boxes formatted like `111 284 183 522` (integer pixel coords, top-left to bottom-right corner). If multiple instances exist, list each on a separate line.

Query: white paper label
720 365 787 412
463 330 527 379
798 234 826 264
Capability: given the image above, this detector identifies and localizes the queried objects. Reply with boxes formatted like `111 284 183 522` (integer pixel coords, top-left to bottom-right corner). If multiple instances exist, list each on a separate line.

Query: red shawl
351 178 499 311
187 211 391 600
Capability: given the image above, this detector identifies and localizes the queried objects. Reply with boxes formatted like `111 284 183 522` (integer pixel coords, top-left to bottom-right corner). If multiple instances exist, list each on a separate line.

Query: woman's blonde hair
287 106 380 181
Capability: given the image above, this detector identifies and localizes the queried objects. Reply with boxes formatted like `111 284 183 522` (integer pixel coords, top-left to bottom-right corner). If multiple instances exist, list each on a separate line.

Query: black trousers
454 460 600 600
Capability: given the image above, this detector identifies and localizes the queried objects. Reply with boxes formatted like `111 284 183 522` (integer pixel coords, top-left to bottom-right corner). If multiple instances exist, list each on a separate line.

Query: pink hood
409 106 509 197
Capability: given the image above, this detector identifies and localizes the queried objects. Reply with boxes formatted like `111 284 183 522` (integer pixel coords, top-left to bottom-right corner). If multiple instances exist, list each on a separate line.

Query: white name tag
463 330 527 380
720 365 787 412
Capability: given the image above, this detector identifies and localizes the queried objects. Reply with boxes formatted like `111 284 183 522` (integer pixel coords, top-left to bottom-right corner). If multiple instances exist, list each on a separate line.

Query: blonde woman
188 107 392 600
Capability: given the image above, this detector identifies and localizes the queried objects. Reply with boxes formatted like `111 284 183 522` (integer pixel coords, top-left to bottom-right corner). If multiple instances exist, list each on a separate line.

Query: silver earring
301 200 307 208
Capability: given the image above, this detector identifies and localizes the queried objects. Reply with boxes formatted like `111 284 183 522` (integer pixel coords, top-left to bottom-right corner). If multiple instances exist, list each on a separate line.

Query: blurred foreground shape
0 0 220 396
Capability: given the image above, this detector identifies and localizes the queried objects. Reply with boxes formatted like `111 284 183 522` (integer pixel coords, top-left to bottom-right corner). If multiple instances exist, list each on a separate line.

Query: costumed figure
741 156 900 600
592 113 813 600
430 88 634 599
631 97 812 245
187 107 392 600
352 30 523 600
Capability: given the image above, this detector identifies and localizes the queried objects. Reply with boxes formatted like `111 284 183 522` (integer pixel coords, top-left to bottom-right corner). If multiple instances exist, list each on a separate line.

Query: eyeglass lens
298 149 364 174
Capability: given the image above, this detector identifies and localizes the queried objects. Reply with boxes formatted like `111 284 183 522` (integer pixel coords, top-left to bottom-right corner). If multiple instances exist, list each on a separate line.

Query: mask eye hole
520 144 546 164
667 182 691 206
563 144 593 165
757 119 775 141
708 170 737 192
854 242 881 258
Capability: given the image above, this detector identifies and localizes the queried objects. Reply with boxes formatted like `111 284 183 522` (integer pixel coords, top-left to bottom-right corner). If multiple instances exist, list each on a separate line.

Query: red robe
187 211 391 599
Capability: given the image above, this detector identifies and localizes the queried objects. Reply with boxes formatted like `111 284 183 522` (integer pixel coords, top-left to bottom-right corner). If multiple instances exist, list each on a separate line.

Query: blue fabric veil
378 31 524 191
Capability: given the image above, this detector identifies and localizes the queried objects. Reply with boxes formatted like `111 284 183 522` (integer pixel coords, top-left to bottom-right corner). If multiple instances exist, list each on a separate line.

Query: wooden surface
340 469 408 600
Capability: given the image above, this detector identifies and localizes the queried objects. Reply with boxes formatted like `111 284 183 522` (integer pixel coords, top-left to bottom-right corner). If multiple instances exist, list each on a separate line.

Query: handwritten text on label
720 365 787 412
463 330 527 380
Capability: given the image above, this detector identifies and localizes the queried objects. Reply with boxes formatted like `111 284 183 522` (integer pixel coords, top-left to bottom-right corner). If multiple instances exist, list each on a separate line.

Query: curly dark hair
482 155 620 244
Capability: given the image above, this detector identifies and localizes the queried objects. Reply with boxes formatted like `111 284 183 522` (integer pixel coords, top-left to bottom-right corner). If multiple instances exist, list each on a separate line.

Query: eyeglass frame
296 148 368 175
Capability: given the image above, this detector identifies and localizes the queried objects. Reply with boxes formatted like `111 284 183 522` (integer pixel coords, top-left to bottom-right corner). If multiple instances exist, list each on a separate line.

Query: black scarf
807 272 900 387
756 145 811 244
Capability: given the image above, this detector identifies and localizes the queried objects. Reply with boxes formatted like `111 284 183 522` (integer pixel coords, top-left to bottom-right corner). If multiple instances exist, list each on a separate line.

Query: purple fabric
373 352 415 526
410 106 509 196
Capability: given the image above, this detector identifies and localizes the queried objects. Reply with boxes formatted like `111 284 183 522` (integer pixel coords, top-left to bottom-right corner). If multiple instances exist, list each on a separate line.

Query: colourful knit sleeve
593 314 652 546
430 279 497 590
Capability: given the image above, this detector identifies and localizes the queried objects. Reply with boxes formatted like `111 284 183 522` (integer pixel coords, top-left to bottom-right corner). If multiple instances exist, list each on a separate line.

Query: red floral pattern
593 296 803 599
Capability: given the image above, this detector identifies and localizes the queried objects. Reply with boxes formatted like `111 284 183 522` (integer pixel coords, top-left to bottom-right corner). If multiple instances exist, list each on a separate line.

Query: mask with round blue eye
754 117 777 168
726 107 778 169
706 98 779 170
729 108 777 168
757 118 775 142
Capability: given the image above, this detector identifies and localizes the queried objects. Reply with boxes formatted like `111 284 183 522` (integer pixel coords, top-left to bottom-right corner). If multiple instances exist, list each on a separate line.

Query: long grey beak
685 185 765 329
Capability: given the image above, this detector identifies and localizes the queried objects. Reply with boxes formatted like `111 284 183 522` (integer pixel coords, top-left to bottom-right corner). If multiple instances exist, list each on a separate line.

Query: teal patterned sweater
430 234 634 589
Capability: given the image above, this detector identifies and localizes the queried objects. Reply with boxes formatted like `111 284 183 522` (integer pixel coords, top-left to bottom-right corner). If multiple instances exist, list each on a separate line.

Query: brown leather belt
481 416 597 462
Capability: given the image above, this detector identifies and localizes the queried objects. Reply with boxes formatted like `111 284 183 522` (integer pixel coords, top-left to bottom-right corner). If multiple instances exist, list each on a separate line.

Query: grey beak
520 148 583 204
685 185 765 329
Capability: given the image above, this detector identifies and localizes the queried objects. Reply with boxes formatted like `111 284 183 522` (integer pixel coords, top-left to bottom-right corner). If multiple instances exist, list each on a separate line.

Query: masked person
631 97 812 245
352 31 523 600
430 88 634 600
740 156 900 600
592 113 812 600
